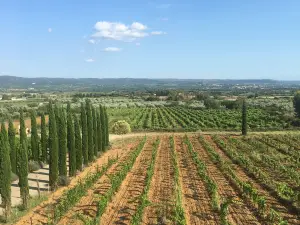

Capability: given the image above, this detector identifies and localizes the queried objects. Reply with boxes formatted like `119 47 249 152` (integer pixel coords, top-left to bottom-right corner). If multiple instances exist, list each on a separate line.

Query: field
14 133 300 225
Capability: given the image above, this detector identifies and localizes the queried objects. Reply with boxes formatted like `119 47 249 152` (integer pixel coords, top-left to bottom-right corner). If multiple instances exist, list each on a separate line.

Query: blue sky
0 0 299 80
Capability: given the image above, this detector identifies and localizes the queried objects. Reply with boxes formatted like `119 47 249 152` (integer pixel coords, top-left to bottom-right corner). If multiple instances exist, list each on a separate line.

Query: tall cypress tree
40 113 47 163
74 115 83 171
8 118 17 173
18 109 29 208
86 99 94 162
92 107 98 157
0 122 12 218
242 99 248 136
97 110 102 152
104 107 109 146
100 105 106 151
31 110 39 161
49 102 59 191
58 108 67 176
67 103 76 176
81 103 88 165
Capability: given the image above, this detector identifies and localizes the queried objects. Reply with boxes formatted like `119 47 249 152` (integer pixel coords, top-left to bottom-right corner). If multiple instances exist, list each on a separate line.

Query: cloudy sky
0 0 299 80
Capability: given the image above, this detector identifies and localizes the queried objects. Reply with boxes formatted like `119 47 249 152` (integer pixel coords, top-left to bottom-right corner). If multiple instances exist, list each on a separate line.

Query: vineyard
14 133 300 225
108 107 286 132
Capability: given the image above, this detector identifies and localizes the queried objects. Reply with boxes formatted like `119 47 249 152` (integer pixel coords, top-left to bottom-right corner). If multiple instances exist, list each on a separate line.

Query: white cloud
104 47 122 52
157 4 171 9
48 28 52 33
92 21 149 41
151 31 167 35
85 58 95 62
89 39 96 44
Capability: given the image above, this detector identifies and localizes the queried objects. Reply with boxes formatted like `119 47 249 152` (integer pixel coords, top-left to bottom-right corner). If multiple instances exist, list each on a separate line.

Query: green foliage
67 103 76 176
49 102 59 191
40 113 47 163
31 110 39 161
8 118 17 173
81 103 88 165
92 107 98 157
100 105 106 151
97 110 103 152
111 120 131 135
0 122 12 219
74 115 83 171
104 107 109 146
293 91 300 119
86 99 94 162
28 160 41 172
18 109 29 208
242 99 247 136
58 108 67 176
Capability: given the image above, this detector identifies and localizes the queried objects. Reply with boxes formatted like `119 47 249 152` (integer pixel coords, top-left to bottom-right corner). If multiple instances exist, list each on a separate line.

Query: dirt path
100 138 157 225
190 136 261 225
206 135 300 224
175 136 220 225
142 135 175 225
14 140 134 225
57 139 142 224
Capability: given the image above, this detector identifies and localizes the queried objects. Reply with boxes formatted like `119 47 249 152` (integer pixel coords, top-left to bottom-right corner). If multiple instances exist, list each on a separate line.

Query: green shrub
11 172 19 182
28 160 41 172
111 120 131 135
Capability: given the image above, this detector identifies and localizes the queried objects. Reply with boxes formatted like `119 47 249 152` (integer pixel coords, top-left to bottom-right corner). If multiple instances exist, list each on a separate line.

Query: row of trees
0 99 109 220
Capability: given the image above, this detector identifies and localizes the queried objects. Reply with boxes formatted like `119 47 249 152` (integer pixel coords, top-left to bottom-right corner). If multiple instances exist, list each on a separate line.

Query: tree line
0 99 109 220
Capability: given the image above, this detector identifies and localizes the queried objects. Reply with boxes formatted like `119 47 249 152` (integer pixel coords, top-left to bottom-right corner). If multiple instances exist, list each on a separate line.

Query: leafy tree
40 113 47 163
74 115 83 171
0 122 12 219
100 105 106 151
8 118 17 173
81 103 88 165
18 109 29 208
58 108 67 176
242 99 248 136
86 99 94 162
49 102 59 190
97 110 103 152
31 110 39 161
104 107 109 146
92 107 98 157
204 98 220 109
293 91 300 119
112 120 131 134
67 103 76 176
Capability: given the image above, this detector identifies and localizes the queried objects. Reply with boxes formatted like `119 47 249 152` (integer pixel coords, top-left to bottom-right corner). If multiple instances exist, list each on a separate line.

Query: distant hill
0 75 299 91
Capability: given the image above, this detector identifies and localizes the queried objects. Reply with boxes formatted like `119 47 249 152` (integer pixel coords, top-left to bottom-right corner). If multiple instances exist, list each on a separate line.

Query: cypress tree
67 103 76 176
31 110 39 161
58 108 67 176
81 103 88 165
242 99 248 136
49 102 59 191
40 113 47 163
100 105 106 151
0 122 12 218
74 115 83 171
18 109 29 208
104 107 109 146
97 109 102 152
8 118 17 173
92 107 98 157
86 99 94 162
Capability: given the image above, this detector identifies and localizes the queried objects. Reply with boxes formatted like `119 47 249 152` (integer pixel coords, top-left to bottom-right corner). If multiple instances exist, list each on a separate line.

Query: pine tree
0 122 12 219
58 108 67 176
8 118 17 173
74 115 83 171
31 110 39 161
67 103 76 176
104 107 109 146
81 103 88 165
49 102 59 190
86 99 94 162
40 113 47 163
92 107 98 157
242 99 248 136
97 110 102 153
100 105 106 151
18 109 29 208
